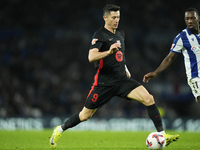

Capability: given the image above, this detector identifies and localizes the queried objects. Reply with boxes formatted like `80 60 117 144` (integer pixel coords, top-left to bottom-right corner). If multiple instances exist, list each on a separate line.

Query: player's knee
143 94 155 106
79 112 93 121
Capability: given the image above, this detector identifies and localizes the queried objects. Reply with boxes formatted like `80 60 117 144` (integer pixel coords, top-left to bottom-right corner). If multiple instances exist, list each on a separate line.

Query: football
146 132 166 150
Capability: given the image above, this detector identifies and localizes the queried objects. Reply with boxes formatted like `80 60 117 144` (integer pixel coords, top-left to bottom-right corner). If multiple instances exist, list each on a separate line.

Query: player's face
104 11 120 31
185 11 200 34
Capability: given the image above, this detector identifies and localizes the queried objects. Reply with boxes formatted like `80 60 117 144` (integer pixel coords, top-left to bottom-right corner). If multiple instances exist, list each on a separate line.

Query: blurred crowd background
1 0 200 119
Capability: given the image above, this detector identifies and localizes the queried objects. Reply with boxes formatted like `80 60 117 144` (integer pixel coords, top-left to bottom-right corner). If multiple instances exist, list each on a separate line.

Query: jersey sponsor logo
191 46 197 51
91 39 98 45
115 51 123 62
170 44 175 50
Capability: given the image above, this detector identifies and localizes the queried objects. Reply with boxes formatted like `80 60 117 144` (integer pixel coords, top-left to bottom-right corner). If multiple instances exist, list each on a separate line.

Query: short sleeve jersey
170 26 200 79
90 27 126 86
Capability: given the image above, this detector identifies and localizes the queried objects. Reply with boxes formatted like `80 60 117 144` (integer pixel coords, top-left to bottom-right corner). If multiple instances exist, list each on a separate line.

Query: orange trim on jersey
86 59 103 99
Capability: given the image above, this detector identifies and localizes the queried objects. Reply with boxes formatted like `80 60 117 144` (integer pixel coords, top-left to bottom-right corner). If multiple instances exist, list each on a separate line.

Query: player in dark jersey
50 4 179 148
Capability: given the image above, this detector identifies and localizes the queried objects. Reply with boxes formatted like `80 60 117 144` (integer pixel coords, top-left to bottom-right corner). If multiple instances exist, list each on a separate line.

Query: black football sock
146 104 164 132
61 113 81 131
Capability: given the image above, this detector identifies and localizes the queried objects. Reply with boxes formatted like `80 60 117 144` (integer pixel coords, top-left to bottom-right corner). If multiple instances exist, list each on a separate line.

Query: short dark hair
185 7 199 16
103 4 120 16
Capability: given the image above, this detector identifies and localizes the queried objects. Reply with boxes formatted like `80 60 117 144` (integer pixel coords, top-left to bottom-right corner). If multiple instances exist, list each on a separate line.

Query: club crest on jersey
116 40 121 46
92 39 98 45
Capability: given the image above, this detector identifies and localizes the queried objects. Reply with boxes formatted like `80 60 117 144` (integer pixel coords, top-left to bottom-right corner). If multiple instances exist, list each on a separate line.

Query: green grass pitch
0 130 199 150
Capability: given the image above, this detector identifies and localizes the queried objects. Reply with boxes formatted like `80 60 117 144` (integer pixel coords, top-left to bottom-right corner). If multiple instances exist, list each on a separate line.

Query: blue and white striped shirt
170 26 200 79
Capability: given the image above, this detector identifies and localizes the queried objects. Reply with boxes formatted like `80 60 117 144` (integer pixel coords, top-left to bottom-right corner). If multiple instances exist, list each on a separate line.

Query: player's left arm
125 65 131 78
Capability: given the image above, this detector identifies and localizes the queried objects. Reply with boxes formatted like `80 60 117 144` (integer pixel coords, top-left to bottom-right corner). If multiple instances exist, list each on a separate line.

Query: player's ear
103 15 106 21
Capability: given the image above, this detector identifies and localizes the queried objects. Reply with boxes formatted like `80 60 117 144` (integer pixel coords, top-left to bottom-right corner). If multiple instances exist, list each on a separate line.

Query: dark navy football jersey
90 27 127 86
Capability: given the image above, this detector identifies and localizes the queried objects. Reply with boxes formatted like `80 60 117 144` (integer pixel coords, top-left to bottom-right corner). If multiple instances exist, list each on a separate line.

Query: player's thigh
79 107 97 121
85 86 115 109
127 85 154 106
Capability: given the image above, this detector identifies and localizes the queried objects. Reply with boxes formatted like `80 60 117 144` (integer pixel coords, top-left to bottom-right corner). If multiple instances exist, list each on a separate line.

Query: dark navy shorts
84 77 141 109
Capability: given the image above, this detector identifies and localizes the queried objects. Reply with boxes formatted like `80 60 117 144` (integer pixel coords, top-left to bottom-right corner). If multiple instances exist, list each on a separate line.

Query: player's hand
108 43 121 55
143 72 157 83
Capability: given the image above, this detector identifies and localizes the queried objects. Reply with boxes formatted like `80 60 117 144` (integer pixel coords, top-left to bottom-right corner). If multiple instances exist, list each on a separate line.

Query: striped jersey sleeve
170 28 200 79
170 34 183 54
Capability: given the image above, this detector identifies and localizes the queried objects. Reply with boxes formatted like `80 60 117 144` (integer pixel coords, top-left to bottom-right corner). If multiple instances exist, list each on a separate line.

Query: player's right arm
143 51 178 83
88 43 121 63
